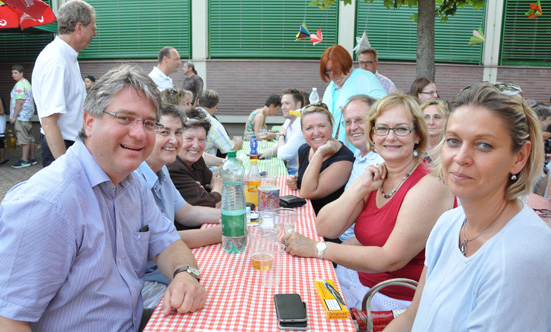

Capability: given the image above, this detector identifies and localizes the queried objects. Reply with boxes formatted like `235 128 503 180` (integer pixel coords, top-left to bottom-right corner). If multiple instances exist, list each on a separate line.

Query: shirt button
118 258 122 264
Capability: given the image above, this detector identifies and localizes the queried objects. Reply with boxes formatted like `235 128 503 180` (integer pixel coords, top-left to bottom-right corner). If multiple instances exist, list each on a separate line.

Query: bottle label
248 180 261 192
222 211 246 237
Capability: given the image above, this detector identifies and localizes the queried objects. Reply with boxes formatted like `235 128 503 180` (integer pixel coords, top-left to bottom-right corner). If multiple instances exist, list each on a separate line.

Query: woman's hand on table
163 272 207 315
286 174 298 190
281 232 318 258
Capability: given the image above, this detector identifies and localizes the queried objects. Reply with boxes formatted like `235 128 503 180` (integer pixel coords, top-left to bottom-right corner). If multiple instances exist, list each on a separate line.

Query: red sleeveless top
355 160 430 301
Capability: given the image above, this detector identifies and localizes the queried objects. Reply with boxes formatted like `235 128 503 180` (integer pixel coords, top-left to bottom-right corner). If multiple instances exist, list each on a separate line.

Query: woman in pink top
282 93 455 311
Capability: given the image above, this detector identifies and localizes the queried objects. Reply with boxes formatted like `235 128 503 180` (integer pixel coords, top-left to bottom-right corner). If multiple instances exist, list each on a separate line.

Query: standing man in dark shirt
183 61 204 106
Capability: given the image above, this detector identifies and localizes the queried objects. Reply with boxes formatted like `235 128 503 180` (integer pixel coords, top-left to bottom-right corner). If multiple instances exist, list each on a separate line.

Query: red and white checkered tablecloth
145 176 356 332
526 193 551 228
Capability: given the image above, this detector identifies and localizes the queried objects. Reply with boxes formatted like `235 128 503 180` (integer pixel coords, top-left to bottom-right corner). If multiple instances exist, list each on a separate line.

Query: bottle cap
252 135 256 139
227 151 236 158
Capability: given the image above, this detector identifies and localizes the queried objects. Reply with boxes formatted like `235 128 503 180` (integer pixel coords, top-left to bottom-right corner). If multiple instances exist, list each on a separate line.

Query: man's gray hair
78 64 162 141
57 0 95 35
345 94 377 109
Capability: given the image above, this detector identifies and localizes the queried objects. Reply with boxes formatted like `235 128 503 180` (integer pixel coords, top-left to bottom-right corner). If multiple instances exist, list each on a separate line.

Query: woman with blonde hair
161 88 193 109
286 103 354 221
386 83 551 331
420 99 450 162
283 93 455 310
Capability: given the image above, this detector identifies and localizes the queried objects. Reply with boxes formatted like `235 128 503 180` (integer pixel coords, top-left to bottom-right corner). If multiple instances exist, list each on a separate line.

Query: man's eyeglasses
461 82 523 96
342 118 364 127
103 110 162 132
372 125 416 136
358 61 375 66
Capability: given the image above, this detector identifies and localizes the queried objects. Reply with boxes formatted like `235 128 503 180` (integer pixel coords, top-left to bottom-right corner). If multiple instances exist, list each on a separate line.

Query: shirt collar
72 140 120 188
137 161 163 190
54 36 79 61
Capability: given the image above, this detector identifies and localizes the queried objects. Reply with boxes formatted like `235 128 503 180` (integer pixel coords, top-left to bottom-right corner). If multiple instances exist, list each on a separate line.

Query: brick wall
0 60 549 120
497 67 551 104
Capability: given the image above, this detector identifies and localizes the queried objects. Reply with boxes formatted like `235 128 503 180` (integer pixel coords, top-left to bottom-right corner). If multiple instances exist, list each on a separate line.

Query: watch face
188 266 201 278
316 242 327 251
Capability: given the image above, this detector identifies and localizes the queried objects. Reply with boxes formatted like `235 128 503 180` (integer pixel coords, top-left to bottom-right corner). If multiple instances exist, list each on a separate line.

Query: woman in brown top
167 108 223 208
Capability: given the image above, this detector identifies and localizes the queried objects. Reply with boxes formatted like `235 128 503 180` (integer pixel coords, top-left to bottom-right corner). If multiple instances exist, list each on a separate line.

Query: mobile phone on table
278 303 308 330
274 293 307 323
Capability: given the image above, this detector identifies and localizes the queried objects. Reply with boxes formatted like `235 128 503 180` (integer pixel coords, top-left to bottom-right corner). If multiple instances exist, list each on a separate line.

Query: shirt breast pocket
128 229 150 278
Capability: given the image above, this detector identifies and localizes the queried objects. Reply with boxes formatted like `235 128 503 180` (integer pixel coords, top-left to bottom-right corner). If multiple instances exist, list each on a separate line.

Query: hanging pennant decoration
309 28 323 46
526 1 543 18
353 31 372 54
468 28 486 45
295 21 311 40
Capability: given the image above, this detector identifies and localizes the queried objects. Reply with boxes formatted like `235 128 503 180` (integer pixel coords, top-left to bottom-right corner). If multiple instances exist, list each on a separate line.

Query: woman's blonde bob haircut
434 83 543 201
420 99 450 118
365 93 429 164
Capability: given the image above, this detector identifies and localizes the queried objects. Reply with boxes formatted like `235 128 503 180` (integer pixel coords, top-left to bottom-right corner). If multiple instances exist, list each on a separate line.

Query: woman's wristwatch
316 241 327 259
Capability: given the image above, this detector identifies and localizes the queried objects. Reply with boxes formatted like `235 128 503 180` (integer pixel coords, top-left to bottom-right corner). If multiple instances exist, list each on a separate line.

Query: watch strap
173 265 200 281
316 241 327 260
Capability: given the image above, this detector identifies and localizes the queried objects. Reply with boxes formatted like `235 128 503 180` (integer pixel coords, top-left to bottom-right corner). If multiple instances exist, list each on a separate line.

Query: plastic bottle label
248 180 261 192
221 210 246 237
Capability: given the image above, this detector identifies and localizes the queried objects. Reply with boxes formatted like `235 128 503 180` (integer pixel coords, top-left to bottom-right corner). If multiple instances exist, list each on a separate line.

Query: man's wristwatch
173 265 201 282
316 241 327 260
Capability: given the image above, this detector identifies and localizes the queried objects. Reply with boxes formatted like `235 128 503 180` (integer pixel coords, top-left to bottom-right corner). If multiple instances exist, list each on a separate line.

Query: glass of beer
261 242 285 288
248 227 277 271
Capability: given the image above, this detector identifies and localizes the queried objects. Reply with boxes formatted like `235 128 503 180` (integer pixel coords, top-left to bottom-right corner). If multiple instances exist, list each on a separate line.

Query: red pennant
19 5 55 29
2 0 49 19
0 4 21 28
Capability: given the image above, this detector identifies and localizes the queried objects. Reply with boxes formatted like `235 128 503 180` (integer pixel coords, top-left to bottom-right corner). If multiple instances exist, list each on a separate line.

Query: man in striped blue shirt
0 64 206 331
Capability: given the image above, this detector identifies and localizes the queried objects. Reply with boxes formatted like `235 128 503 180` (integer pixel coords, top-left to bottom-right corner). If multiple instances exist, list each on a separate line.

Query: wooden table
145 176 356 332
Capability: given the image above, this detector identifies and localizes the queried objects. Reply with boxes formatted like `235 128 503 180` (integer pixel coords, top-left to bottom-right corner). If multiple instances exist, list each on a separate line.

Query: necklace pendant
460 241 467 255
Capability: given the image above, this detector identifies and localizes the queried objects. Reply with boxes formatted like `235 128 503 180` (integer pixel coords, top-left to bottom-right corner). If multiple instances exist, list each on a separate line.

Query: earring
511 174 517 180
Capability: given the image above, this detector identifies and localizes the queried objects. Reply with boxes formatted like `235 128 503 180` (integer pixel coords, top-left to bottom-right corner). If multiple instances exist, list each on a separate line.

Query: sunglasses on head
462 82 523 96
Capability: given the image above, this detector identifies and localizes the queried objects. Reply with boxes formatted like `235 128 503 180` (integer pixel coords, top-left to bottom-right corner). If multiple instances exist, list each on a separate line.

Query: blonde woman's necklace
380 163 418 199
460 207 506 256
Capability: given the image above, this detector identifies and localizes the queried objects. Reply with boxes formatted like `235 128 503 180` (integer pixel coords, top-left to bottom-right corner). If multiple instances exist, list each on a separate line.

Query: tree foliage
310 0 485 22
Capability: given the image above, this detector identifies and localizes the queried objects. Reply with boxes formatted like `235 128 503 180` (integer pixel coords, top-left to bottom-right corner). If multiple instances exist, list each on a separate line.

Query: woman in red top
282 93 455 310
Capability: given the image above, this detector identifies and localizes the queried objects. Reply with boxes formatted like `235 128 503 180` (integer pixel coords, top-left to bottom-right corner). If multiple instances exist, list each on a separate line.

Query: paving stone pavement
1 147 42 202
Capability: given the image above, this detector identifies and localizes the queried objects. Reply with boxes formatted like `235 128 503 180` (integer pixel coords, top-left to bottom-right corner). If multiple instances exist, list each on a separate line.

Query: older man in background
149 47 182 91
32 0 97 167
339 94 384 242
358 48 396 94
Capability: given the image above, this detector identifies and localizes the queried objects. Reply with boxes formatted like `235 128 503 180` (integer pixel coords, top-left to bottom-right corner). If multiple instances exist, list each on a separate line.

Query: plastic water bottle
309 87 320 104
221 151 247 253
250 135 258 159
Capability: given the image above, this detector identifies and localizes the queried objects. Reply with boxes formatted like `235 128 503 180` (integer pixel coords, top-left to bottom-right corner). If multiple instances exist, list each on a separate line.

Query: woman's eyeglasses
372 125 416 137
